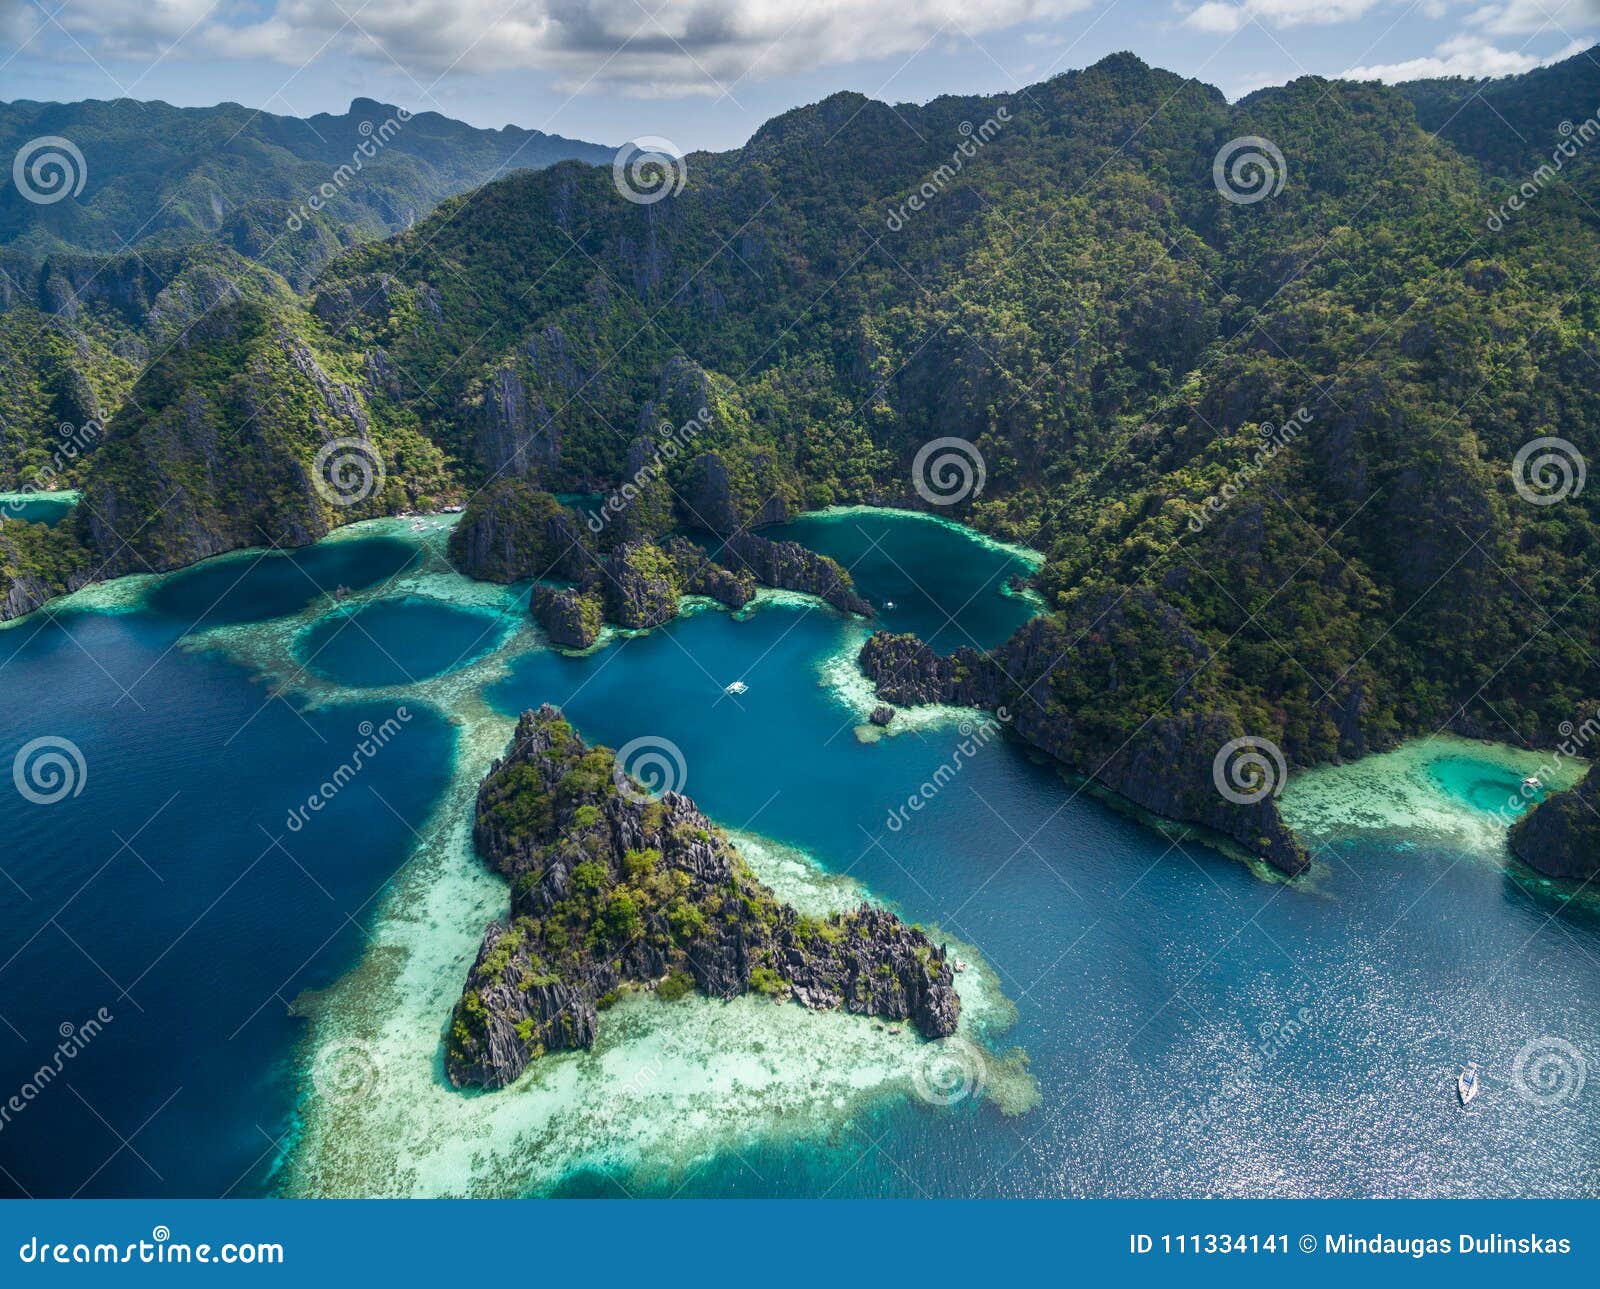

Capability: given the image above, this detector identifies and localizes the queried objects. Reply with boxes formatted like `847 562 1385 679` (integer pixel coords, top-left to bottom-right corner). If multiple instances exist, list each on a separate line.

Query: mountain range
4 49 1598 876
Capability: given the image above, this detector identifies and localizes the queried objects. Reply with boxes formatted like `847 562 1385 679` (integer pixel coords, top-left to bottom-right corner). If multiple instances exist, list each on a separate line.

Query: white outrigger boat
724 680 749 695
1458 1064 1480 1106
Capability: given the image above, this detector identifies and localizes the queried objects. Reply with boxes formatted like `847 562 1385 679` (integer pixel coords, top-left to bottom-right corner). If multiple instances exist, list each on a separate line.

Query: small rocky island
447 479 870 650
1509 767 1600 881
446 706 960 1089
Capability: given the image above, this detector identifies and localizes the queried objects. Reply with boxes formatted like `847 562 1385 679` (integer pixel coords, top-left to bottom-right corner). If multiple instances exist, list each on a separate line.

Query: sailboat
1458 1064 1479 1106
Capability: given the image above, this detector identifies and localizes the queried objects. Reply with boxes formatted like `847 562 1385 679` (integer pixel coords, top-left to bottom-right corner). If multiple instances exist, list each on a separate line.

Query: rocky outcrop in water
857 632 997 707
529 584 603 649
1509 768 1600 881
448 479 593 582
446 705 961 1089
719 532 872 617
857 591 1310 876
662 536 755 608
601 541 681 628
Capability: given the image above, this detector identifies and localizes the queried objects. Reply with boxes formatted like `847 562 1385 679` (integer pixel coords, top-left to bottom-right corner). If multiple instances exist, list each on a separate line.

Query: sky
1 0 1596 151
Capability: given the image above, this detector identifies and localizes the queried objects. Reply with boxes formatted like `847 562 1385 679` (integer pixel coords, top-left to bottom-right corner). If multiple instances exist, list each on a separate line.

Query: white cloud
1185 3 1247 33
1181 0 1385 32
1341 32 1588 80
1469 0 1600 34
21 0 1094 98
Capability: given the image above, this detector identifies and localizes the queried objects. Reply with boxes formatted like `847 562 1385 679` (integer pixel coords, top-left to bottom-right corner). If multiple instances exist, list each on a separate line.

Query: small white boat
884 600 896 610
1522 776 1542 791
724 680 749 695
1458 1064 1479 1105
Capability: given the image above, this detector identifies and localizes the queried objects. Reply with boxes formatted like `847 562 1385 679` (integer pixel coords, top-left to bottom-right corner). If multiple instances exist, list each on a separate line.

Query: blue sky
2 0 1595 150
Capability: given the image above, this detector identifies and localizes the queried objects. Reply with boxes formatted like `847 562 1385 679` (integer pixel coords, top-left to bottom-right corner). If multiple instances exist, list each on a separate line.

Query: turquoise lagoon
0 509 1596 1198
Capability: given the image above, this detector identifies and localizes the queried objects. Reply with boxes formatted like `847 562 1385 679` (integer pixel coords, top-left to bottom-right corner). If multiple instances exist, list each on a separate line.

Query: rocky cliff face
0 517 94 621
529 584 604 649
1509 768 1600 881
662 536 755 608
447 480 594 583
446 706 961 1089
857 593 1310 876
857 632 998 707
473 362 560 478
80 300 451 576
718 532 872 617
601 541 681 628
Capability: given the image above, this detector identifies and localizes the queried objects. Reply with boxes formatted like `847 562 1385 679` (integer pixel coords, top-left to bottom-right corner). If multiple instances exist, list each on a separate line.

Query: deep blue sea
1 509 1596 1199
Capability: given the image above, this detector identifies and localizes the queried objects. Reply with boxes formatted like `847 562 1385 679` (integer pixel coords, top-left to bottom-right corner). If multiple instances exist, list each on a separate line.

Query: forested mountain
9 49 1600 871
0 96 609 497
0 96 610 278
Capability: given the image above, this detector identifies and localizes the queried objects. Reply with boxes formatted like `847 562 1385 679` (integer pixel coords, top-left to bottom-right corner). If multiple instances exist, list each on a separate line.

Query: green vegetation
447 707 958 1084
12 52 1600 839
